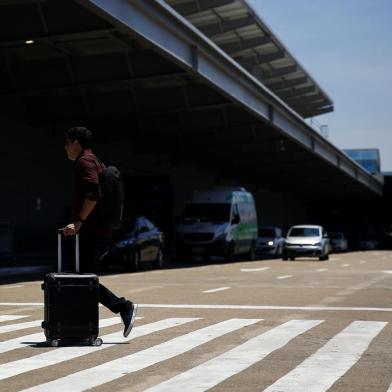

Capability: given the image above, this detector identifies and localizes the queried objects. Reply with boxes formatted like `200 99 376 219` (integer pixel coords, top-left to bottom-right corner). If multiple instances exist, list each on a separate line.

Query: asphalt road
1 250 392 391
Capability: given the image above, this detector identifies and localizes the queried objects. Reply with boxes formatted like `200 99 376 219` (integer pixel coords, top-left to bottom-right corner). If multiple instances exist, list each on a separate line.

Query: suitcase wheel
49 339 60 347
89 337 103 346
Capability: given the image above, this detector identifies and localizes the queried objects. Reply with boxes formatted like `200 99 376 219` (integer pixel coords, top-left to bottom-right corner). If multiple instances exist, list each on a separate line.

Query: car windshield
183 203 231 223
289 228 320 237
258 228 276 237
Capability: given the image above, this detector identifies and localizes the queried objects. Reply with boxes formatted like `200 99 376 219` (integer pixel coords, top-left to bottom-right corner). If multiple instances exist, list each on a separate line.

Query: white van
176 187 258 261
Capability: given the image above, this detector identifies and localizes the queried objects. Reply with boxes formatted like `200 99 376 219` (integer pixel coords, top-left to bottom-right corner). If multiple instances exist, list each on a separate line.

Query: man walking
63 126 137 337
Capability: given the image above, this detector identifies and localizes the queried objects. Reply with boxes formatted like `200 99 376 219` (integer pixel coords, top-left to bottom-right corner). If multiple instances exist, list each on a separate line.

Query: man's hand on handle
64 221 82 236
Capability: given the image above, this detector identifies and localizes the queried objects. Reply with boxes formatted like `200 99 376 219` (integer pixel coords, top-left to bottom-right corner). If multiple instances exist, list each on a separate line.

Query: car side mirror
232 214 240 224
323 233 328 238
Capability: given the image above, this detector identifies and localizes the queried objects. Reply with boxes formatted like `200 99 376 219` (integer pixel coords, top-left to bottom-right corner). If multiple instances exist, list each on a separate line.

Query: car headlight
268 241 274 246
312 242 322 246
214 232 226 240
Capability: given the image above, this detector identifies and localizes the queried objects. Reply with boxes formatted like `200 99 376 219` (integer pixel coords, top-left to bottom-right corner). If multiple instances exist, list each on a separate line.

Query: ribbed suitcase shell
41 231 99 343
42 273 99 340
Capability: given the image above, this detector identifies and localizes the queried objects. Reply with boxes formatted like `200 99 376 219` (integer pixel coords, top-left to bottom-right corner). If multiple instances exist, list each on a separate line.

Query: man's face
64 138 82 161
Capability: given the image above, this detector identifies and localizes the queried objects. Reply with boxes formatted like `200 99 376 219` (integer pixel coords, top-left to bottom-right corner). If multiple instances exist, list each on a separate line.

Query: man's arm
64 198 97 236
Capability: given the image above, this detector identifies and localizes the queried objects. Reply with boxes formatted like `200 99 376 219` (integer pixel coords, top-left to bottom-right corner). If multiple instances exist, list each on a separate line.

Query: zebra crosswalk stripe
0 320 41 334
263 320 387 392
0 316 125 354
20 318 261 392
143 319 323 392
0 315 28 323
0 318 197 381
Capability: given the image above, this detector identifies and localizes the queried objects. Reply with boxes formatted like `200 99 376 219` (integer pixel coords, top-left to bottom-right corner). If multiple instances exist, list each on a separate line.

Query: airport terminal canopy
165 0 334 118
0 0 382 200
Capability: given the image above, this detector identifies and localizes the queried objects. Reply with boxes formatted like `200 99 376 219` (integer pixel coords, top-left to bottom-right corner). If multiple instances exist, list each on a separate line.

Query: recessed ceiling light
25 40 34 44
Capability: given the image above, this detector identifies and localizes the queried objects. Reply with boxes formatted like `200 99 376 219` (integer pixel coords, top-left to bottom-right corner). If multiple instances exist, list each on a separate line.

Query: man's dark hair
65 126 93 149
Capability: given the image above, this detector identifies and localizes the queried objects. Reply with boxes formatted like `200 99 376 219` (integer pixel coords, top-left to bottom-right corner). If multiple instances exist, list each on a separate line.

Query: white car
283 225 330 261
256 226 285 257
329 232 348 252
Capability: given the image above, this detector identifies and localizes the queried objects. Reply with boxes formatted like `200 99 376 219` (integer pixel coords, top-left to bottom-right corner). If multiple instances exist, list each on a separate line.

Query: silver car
283 225 330 261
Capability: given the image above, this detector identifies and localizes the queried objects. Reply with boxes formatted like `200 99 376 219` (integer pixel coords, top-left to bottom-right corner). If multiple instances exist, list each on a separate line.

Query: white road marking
0 302 43 306
21 318 261 392
144 319 322 392
0 316 128 354
0 318 196 382
342 263 350 268
139 304 392 312
0 320 41 334
263 321 386 392
3 302 392 313
203 287 231 293
0 316 142 335
383 270 392 274
360 260 367 264
241 267 270 272
127 285 164 294
316 268 328 272
0 315 28 323
386 378 392 391
1 285 24 289
276 275 292 280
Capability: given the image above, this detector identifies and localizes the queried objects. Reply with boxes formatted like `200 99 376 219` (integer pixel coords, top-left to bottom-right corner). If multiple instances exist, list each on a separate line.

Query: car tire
248 242 256 261
202 253 211 263
132 249 141 271
319 248 329 261
276 243 283 258
226 242 235 262
124 252 133 271
290 257 295 261
155 247 164 269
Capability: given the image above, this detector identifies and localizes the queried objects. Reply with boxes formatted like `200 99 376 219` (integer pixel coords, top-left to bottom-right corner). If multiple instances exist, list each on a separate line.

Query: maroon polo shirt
72 149 105 235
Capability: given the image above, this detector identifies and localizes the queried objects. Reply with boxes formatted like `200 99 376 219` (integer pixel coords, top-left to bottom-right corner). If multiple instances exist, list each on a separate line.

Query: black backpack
97 161 125 230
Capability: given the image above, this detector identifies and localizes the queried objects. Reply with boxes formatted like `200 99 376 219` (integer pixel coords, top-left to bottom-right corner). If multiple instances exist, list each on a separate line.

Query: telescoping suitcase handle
57 229 80 273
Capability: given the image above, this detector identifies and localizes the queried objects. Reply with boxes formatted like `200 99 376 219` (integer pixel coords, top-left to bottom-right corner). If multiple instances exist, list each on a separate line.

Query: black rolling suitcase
41 229 102 347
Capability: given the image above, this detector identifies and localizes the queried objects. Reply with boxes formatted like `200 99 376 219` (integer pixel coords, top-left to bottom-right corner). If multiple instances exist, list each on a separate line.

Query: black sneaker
120 301 138 338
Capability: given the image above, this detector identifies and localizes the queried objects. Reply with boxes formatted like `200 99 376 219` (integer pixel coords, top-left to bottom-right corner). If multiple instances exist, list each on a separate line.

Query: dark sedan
103 216 164 271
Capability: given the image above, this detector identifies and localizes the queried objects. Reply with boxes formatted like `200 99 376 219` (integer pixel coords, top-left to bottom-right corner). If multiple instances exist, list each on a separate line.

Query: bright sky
248 0 392 171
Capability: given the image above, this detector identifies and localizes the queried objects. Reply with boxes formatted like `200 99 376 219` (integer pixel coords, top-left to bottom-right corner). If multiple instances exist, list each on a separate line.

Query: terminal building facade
0 0 386 254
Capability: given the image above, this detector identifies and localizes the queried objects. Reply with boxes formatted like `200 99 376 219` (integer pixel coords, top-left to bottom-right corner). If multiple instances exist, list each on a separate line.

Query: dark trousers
64 230 127 314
